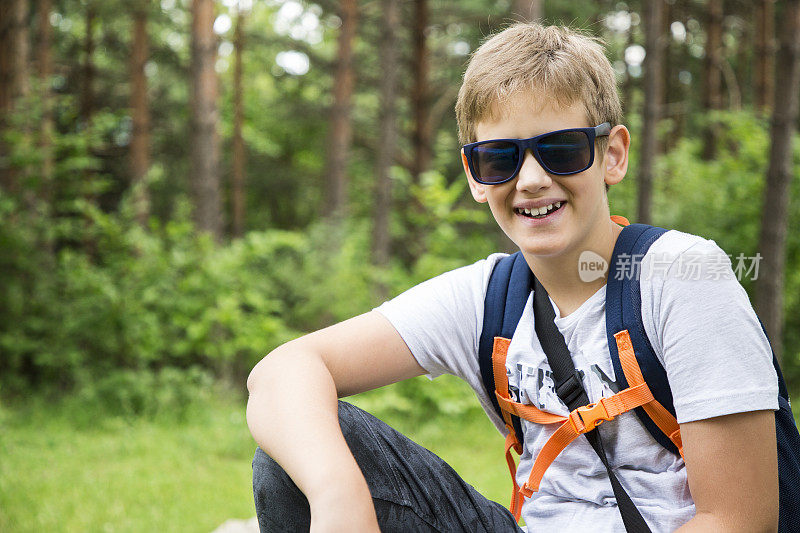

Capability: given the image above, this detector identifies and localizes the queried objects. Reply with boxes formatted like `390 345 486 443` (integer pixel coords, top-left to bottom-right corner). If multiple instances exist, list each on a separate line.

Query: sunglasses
462 123 612 185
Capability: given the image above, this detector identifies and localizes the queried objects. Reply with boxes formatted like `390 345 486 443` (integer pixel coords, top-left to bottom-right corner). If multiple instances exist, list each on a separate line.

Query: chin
516 236 571 258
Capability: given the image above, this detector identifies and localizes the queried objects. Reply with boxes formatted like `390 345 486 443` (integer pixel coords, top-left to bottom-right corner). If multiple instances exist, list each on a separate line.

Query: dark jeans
252 400 524 532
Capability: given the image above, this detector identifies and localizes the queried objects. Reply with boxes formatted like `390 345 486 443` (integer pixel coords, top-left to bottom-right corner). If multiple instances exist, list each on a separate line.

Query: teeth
519 202 563 216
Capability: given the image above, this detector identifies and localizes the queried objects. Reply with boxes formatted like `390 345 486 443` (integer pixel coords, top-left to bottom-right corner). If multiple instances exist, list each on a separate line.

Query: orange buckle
569 399 613 434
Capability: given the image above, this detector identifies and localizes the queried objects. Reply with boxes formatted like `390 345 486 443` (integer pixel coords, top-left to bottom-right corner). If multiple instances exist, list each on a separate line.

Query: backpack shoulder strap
605 223 680 455
479 252 532 445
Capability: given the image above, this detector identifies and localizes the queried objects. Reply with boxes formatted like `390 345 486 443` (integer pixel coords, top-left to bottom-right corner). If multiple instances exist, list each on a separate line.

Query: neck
523 219 623 318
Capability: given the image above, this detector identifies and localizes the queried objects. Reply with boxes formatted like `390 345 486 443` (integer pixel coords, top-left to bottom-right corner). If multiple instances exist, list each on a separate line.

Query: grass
0 387 257 532
0 377 511 532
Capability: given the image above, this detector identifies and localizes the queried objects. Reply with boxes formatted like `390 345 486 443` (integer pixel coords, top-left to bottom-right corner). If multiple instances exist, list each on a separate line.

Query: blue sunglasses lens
471 142 519 183
536 131 591 174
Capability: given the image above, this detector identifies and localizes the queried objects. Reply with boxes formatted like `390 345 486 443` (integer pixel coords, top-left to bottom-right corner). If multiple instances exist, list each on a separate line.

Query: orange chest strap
490 331 683 519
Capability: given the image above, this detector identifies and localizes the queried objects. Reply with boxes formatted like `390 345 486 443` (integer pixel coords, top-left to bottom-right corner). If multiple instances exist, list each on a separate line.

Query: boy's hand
309 483 380 533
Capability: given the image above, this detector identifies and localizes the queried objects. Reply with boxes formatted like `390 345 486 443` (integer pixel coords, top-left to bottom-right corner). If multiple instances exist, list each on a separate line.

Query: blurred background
1 0 799 531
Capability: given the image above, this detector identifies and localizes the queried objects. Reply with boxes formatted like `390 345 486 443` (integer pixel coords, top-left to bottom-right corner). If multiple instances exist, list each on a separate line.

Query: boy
247 23 779 532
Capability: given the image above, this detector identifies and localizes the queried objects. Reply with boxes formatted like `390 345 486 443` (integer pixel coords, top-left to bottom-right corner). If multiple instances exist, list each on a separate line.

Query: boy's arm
246 310 426 531
675 409 778 532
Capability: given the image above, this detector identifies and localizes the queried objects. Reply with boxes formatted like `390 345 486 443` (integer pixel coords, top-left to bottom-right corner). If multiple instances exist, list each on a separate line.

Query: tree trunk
130 4 151 227
190 0 223 240
0 2 9 117
1 3 12 190
672 0 690 141
661 0 673 152
701 0 723 160
411 0 430 186
702 0 723 111
38 0 54 193
622 22 635 118
325 0 358 220
232 4 246 238
0 0 30 194
755 0 775 114
637 0 663 225
754 0 800 364
79 1 98 256
733 2 750 105
397 0 432 263
10 0 29 104
720 49 741 110
512 0 543 21
372 0 399 299
82 3 95 125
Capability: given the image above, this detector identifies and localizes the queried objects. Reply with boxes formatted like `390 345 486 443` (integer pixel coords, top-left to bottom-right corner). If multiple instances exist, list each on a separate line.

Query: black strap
532 276 652 533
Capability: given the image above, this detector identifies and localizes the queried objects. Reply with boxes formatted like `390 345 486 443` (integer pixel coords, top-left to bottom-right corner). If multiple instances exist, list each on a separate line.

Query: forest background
2 0 800 531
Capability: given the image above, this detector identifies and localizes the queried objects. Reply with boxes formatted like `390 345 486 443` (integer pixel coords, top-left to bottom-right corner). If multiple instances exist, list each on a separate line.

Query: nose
515 149 552 192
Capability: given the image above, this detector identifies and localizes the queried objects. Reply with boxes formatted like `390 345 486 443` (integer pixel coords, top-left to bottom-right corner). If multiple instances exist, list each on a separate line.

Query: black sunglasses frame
462 122 612 185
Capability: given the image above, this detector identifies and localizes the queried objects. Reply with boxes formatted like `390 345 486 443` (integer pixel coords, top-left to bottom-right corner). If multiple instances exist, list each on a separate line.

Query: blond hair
455 23 622 150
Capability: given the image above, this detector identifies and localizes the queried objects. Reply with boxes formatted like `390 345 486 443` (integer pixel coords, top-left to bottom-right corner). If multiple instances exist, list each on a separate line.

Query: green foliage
654 111 773 252
385 168 497 285
0 190 303 398
3 0 800 416
353 374 485 422
411 170 494 276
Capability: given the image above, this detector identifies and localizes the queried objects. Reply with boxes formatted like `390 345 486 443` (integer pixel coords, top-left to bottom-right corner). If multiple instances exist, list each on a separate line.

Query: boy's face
462 91 628 260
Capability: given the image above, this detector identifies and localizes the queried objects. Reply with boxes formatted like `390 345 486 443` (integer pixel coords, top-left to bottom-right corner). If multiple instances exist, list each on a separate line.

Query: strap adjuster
505 425 522 454
569 399 613 434
520 483 535 498
555 372 584 406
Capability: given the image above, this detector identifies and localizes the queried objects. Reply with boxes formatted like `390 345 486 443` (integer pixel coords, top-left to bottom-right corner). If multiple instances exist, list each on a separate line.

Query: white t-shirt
374 229 778 532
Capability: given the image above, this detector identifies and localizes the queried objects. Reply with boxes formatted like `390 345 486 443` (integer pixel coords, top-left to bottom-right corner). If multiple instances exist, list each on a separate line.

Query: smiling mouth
514 201 565 219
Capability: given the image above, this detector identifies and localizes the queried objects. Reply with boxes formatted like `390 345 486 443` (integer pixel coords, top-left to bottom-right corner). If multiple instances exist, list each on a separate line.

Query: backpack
478 220 800 532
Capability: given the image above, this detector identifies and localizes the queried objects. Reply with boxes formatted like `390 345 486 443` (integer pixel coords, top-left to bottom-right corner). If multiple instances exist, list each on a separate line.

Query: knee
248 402 367 498
250 401 367 496
249 403 369 531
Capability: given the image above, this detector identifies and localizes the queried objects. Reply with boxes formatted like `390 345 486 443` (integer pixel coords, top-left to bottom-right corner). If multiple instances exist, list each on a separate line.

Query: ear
603 125 630 187
462 150 488 203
